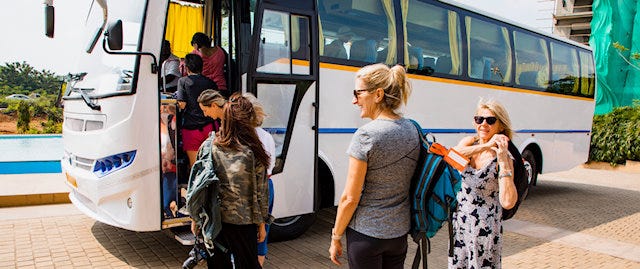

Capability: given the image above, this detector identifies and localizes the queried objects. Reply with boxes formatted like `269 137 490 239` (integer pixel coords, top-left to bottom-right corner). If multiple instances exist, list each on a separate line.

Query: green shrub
589 100 640 164
16 101 31 133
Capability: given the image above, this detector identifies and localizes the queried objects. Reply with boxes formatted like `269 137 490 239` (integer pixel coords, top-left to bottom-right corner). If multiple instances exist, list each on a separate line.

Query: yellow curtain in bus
318 17 324 55
382 0 397 64
448 11 460 75
538 38 550 88
501 27 512 82
166 1 204 58
401 0 409 66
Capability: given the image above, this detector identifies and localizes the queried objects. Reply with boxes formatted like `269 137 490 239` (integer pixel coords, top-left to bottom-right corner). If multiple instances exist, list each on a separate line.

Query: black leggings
346 228 408 269
208 222 261 269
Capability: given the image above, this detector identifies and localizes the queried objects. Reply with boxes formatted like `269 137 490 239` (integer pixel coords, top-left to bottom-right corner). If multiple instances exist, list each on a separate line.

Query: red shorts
181 124 214 151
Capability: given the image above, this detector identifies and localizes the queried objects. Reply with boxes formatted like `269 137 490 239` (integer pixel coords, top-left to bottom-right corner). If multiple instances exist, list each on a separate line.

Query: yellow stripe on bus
271 60 595 102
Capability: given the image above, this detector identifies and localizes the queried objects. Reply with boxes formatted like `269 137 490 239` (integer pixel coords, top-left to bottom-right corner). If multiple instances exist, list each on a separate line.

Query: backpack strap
411 234 430 269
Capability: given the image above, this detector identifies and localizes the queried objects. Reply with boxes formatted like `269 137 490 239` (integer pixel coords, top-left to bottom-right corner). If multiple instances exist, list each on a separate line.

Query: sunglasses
353 88 375 99
474 116 498 125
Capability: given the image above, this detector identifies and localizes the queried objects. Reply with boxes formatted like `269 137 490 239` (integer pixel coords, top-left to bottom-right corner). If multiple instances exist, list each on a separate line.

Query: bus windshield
71 0 146 97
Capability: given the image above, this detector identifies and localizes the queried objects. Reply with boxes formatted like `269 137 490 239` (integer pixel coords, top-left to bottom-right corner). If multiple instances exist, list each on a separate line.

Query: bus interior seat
518 71 538 88
350 40 377 62
435 56 452 74
423 57 436 69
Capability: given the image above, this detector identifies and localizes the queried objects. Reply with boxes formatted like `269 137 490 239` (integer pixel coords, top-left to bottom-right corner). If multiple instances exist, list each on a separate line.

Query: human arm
257 222 267 243
453 135 496 158
492 136 517 209
175 78 187 110
329 156 367 265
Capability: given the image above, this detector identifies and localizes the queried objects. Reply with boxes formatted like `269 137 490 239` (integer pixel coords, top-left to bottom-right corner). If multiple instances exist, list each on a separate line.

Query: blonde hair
477 98 513 139
197 89 226 107
242 93 267 127
355 64 411 112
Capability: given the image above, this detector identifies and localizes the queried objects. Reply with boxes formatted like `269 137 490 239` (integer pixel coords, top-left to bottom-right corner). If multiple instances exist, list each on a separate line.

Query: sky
0 0 555 76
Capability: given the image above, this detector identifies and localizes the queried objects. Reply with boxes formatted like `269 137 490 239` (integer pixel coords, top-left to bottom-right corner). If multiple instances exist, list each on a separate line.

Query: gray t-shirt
347 117 420 239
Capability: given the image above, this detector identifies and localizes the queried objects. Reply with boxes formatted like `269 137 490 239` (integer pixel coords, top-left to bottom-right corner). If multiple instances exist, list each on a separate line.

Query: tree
0 61 62 96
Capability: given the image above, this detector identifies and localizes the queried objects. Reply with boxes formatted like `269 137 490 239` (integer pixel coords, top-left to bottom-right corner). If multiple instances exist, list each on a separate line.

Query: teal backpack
408 119 462 269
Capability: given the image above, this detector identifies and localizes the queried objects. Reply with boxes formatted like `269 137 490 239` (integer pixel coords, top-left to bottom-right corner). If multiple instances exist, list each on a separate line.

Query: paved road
1 166 639 268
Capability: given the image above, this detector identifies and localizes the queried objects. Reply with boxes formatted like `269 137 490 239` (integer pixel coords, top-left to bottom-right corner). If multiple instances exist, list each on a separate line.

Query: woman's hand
490 134 510 159
329 238 343 265
257 223 267 243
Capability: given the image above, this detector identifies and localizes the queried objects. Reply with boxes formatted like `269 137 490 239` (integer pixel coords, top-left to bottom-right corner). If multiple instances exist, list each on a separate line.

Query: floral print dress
448 157 503 269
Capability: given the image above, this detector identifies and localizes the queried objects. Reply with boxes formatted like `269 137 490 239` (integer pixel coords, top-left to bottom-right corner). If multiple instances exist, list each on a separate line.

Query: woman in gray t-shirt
329 64 419 269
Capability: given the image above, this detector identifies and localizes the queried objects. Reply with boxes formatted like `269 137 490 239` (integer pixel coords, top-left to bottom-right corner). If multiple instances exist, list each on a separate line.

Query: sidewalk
0 173 69 207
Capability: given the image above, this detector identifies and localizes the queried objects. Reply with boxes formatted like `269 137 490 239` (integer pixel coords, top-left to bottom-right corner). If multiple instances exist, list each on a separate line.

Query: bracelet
331 228 343 240
499 170 513 179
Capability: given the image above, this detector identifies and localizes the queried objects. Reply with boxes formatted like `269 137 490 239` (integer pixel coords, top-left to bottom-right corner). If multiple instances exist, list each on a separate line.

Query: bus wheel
268 213 317 242
522 149 538 188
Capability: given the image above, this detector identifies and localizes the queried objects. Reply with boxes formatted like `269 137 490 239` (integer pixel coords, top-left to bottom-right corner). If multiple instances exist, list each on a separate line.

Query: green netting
590 0 640 115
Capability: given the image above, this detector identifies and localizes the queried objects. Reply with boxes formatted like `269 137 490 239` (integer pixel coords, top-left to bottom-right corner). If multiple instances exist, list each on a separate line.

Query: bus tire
268 213 317 242
522 149 538 188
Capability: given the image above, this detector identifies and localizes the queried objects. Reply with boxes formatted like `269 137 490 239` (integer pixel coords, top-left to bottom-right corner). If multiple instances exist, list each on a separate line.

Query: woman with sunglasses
329 64 419 268
448 99 517 269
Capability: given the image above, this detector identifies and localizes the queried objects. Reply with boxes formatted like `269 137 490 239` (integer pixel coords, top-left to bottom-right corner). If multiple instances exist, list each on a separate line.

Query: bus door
249 1 319 239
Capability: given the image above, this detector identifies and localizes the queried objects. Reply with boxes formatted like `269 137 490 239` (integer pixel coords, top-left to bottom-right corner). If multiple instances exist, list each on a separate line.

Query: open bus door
249 0 319 241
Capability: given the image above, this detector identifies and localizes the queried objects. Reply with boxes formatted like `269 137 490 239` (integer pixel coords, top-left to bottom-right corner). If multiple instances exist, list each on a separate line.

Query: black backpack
502 141 529 220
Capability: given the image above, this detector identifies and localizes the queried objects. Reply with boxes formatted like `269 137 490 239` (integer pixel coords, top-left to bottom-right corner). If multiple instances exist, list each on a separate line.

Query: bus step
171 226 195 245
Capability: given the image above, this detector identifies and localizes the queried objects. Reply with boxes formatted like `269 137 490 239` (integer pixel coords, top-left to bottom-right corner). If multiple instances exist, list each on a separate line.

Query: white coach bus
45 0 595 241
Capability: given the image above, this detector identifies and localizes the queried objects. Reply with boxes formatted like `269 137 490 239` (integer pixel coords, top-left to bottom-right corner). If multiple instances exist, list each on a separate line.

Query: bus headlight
93 150 136 177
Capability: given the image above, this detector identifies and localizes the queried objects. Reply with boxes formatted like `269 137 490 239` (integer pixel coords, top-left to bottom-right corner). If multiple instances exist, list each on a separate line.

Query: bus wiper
74 87 101 111
65 72 100 111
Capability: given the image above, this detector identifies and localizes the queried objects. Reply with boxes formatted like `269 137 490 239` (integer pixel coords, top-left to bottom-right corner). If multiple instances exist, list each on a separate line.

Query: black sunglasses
353 88 374 98
474 116 498 125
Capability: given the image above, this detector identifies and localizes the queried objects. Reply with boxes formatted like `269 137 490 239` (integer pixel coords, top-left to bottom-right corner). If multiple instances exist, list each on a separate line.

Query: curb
0 192 70 208
581 161 640 173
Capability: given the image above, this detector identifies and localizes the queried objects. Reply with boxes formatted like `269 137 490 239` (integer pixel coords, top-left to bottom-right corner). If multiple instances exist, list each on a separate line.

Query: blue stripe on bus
0 161 62 174
264 128 591 134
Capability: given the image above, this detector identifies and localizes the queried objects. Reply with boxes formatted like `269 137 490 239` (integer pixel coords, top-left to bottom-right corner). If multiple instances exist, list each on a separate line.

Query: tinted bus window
550 42 579 95
579 50 595 97
513 31 550 90
465 16 513 83
318 0 395 64
405 0 461 76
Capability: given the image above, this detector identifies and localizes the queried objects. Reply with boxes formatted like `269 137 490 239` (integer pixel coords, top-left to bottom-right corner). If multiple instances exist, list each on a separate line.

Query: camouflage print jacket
186 135 222 250
210 141 270 225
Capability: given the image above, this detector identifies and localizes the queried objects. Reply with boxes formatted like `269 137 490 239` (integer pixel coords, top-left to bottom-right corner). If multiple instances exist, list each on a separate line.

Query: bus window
257 10 292 74
513 30 550 90
405 0 461 76
292 15 311 75
465 16 512 83
257 11 311 75
550 42 580 94
579 50 595 97
318 0 396 65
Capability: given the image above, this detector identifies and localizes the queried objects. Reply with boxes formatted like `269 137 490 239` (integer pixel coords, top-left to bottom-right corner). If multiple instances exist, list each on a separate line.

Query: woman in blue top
329 63 419 268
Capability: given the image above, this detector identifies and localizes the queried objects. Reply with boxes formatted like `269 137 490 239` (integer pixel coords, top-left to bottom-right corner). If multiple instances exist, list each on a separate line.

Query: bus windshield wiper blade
75 88 101 111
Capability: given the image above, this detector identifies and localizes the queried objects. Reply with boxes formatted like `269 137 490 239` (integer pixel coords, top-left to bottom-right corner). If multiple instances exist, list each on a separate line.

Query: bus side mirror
105 20 123 51
45 4 54 38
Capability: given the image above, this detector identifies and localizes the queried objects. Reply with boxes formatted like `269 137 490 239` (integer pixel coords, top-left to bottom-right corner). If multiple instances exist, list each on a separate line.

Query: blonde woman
449 99 517 268
329 64 419 268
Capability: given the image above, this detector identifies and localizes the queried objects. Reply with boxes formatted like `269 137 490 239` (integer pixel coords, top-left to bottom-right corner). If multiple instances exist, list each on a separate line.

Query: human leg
210 223 260 269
